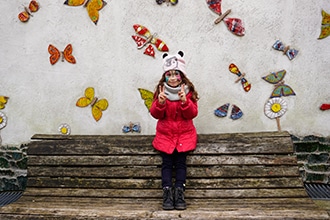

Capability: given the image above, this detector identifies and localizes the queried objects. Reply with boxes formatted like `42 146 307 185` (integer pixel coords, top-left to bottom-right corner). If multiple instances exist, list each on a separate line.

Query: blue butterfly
273 40 298 60
262 70 296 98
122 122 141 133
214 103 243 120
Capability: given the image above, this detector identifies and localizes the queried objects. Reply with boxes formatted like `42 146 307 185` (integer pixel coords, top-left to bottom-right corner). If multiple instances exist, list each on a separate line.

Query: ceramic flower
264 97 287 119
0 111 7 130
58 123 71 135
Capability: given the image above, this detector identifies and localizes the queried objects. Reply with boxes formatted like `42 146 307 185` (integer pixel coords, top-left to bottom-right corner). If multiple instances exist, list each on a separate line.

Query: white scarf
164 83 189 101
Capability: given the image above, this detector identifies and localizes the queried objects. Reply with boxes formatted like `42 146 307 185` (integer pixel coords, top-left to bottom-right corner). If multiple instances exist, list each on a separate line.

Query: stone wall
0 145 27 191
293 135 330 184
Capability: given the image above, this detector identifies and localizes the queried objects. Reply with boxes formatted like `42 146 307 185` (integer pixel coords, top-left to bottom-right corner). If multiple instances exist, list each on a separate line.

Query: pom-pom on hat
162 51 186 75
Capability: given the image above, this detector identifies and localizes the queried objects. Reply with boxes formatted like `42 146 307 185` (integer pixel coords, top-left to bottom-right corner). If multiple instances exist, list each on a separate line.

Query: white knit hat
162 51 186 75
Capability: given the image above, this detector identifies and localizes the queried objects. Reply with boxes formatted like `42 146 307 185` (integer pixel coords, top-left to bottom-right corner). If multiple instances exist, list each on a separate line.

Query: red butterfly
18 0 39 22
48 44 76 65
206 0 245 36
132 24 169 57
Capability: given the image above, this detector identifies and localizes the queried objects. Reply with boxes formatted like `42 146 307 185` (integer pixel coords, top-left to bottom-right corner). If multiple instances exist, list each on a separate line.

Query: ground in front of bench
1 196 329 220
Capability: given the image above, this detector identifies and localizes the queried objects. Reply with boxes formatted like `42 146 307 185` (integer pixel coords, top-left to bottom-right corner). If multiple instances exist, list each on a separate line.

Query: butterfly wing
151 37 169 52
92 99 108 121
86 0 106 25
133 24 152 38
319 10 330 39
18 10 30 22
224 18 245 36
29 0 39 12
132 35 147 48
63 44 76 64
285 49 298 60
138 88 154 111
144 44 156 57
206 0 222 15
0 96 9 109
230 104 243 120
214 103 229 117
48 44 60 65
76 87 94 107
64 0 86 6
272 40 285 51
270 84 296 98
262 70 286 84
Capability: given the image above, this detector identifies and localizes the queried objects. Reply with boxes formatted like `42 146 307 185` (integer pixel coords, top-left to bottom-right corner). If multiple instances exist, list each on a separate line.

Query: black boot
174 187 186 210
162 187 174 210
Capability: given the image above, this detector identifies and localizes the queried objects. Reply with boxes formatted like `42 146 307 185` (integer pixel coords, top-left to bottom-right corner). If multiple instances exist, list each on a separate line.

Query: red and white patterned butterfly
206 0 245 36
131 24 169 57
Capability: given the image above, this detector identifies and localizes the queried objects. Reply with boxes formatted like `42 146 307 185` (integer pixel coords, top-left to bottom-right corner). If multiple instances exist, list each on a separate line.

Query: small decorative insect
156 0 178 6
132 24 169 57
214 103 243 120
48 44 76 65
228 63 251 92
272 40 298 60
122 122 141 133
76 87 108 122
262 70 296 98
0 96 9 109
318 9 330 39
18 0 39 22
206 0 245 36
138 88 154 111
64 0 107 25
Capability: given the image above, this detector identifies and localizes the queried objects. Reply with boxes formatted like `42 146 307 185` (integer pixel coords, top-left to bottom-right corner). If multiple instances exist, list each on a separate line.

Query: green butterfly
262 70 296 98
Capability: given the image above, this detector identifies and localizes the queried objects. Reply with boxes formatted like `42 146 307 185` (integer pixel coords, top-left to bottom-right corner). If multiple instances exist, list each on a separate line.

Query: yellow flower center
61 127 68 134
271 103 282 113
0 117 2 123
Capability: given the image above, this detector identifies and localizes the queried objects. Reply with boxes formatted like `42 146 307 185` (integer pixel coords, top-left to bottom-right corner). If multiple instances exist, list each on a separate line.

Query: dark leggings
161 150 188 188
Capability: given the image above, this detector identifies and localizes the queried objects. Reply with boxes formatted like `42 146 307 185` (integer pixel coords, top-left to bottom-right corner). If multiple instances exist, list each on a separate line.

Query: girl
150 51 199 210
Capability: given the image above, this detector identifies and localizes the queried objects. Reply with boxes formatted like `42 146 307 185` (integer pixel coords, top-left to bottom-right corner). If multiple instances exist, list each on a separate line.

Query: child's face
165 70 182 87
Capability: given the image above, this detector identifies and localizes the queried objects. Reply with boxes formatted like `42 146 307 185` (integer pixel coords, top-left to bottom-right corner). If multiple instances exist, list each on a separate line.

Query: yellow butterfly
0 96 9 109
64 0 107 25
138 88 154 111
318 9 330 39
76 87 108 121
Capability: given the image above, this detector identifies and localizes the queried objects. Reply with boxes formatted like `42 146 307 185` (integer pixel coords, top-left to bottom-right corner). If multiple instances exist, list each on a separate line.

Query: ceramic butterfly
122 122 141 133
48 44 76 65
18 0 39 22
206 0 245 36
132 24 169 57
214 103 243 120
64 0 107 25
156 0 178 6
76 87 108 121
272 40 298 60
138 88 154 111
0 96 9 109
318 10 330 39
262 70 296 98
229 63 251 92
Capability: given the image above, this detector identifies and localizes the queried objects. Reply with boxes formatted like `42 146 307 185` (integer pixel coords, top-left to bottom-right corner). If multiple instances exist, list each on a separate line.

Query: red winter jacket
150 92 198 154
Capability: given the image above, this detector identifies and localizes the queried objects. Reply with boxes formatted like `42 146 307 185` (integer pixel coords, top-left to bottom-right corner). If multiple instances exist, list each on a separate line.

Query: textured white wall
0 0 329 145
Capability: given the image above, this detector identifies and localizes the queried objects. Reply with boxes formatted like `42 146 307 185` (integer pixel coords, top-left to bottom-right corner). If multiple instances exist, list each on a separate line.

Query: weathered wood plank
22 187 309 199
28 132 293 155
26 177 304 189
27 165 300 178
27 154 297 166
1 197 328 220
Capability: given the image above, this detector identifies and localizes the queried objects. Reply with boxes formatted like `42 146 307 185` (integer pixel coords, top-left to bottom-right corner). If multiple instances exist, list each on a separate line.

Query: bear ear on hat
162 53 168 59
178 51 184 57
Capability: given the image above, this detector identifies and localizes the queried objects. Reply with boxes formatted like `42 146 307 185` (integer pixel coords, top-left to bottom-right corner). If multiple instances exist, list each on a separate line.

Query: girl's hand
158 85 167 105
178 84 187 103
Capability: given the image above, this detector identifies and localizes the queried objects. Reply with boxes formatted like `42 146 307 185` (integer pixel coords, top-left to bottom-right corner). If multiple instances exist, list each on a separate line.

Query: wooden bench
0 131 329 219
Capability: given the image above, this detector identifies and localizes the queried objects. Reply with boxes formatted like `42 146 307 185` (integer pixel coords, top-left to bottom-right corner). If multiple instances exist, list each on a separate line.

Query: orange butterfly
18 0 39 22
76 87 109 122
48 44 76 65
